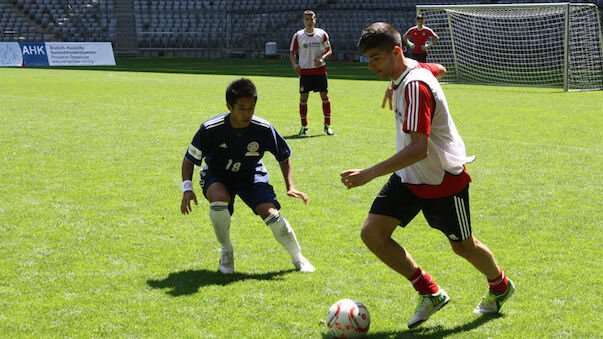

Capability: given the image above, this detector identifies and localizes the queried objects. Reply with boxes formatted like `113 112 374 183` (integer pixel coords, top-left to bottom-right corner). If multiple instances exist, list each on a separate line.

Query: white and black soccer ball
326 299 370 338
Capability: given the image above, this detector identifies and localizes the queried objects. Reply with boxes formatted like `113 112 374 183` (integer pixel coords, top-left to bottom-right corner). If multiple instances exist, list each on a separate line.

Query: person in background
290 10 334 136
403 14 439 63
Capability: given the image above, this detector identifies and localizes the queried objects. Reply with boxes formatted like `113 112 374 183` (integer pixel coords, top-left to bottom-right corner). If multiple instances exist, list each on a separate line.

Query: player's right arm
290 34 301 74
347 80 433 188
340 132 428 188
402 29 415 49
180 127 207 214
181 157 197 215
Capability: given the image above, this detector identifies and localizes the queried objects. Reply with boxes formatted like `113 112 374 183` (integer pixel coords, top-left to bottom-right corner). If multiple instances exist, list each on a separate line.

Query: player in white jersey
342 22 514 329
289 10 334 136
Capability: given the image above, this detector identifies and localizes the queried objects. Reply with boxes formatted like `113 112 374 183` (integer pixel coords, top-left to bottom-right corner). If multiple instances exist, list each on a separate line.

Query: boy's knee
450 238 476 258
360 224 385 249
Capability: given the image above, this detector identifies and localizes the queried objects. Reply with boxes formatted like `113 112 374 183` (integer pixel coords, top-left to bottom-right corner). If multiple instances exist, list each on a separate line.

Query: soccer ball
326 299 370 338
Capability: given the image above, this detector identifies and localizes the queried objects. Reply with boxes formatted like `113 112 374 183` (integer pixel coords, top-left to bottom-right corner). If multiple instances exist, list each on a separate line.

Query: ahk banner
0 42 116 67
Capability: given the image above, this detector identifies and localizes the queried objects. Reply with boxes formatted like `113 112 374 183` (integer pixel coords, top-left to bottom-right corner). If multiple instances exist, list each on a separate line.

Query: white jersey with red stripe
392 61 475 185
290 28 330 72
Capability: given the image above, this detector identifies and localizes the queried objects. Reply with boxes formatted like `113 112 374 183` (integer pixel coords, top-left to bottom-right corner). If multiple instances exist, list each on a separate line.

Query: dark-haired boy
180 78 315 274
341 22 514 328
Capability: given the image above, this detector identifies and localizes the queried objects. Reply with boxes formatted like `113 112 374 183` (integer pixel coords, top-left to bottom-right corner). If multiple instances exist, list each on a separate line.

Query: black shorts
412 52 428 63
200 169 281 215
299 73 328 93
369 174 471 242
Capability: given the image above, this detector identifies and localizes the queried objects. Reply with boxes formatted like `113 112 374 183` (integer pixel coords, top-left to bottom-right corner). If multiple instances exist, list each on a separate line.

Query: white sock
264 212 301 262
209 201 233 252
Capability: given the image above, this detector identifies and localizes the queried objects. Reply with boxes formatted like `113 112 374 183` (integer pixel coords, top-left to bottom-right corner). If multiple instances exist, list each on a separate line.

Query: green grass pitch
0 58 601 338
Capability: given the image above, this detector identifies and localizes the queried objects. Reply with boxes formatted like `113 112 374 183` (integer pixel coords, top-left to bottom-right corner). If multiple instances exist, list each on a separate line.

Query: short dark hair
225 78 257 107
416 14 424 20
357 22 402 54
303 10 315 18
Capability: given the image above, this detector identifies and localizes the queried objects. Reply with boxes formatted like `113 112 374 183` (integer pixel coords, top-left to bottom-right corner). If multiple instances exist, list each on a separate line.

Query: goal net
417 3 603 91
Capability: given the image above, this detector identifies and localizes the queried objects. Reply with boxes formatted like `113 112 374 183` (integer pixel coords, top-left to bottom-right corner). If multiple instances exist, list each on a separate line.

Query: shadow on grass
321 313 503 339
283 133 330 140
147 268 295 296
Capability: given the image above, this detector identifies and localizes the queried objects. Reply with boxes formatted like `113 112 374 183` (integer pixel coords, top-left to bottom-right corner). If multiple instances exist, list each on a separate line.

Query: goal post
417 3 603 91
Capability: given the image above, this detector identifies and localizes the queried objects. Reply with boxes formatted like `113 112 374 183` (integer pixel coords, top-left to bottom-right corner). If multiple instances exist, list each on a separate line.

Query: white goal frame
417 3 603 91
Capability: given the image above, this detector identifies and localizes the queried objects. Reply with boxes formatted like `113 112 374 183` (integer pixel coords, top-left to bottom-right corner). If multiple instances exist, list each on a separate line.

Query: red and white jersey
404 26 437 54
290 28 330 75
392 59 475 197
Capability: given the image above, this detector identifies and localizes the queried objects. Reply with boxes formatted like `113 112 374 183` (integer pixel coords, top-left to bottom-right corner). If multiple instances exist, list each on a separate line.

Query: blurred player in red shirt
403 15 439 63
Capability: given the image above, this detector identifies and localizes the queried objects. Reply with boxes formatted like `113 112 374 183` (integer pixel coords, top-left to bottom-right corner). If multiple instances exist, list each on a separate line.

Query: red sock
322 99 331 125
299 102 308 126
408 268 439 295
488 269 508 294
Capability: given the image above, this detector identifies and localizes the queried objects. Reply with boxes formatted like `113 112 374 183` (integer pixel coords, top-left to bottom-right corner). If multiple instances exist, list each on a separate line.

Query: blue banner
19 42 49 66
0 42 115 67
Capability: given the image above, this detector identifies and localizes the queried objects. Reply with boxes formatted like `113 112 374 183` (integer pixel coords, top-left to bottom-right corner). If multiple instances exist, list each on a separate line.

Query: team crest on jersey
245 141 260 156
394 108 403 120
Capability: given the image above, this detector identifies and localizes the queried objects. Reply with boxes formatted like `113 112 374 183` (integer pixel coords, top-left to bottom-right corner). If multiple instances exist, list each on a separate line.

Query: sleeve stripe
407 83 412 131
406 81 420 132
414 82 419 131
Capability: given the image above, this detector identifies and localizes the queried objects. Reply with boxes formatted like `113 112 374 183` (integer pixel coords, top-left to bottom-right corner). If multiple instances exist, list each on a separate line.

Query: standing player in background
180 78 315 275
403 15 439 63
290 10 334 136
342 22 514 329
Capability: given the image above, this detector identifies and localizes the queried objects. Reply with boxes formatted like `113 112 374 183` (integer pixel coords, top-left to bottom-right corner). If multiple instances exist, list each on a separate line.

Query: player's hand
293 64 301 74
314 56 323 66
340 169 372 189
408 42 415 49
287 188 308 205
181 190 198 214
381 83 394 110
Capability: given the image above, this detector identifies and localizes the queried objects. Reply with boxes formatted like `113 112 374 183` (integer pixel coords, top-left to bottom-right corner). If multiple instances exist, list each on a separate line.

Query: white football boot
473 279 515 314
219 250 234 274
407 289 450 328
293 254 315 273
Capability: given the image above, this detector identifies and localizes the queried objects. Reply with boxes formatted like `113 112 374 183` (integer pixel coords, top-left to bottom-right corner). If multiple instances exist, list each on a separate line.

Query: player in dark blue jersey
180 78 315 274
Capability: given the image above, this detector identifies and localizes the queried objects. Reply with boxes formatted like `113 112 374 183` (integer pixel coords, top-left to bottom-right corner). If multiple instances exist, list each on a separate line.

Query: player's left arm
315 33 332 66
320 45 332 62
269 126 308 204
430 34 440 46
422 30 440 51
279 158 308 204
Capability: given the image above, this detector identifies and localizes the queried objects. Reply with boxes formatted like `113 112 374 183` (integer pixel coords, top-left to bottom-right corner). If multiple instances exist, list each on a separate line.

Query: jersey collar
392 59 419 89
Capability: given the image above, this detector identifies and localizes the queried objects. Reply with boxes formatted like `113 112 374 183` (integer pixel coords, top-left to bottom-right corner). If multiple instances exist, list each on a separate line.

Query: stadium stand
1 0 601 58
1 0 114 43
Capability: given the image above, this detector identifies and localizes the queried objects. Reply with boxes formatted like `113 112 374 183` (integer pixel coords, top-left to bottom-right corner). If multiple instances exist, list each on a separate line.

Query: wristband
182 180 193 193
